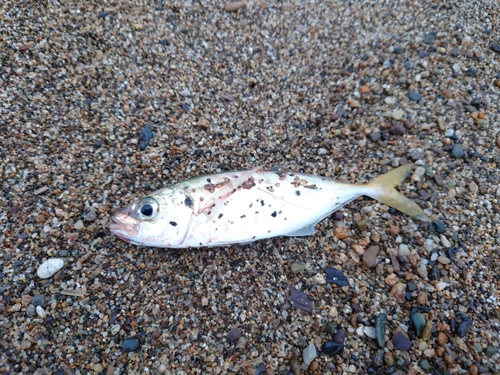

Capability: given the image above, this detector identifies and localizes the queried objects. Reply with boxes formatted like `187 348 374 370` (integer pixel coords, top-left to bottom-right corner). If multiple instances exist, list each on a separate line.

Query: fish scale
109 164 430 248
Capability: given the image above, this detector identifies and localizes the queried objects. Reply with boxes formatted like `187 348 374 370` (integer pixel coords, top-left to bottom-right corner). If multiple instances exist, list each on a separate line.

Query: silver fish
109 164 430 248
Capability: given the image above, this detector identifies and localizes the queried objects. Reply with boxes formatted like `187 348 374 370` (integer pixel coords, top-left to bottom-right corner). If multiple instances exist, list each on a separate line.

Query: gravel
1 0 500 374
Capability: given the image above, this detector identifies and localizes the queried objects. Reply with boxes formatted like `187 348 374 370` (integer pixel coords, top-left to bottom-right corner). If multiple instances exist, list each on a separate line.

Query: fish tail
363 163 431 221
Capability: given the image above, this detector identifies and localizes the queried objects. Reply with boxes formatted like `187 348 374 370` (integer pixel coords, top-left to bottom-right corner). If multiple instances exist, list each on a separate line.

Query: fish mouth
109 207 140 241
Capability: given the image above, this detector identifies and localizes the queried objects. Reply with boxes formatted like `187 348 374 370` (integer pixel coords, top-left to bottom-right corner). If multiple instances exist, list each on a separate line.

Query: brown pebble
436 332 448 346
442 89 453 98
384 273 399 286
224 0 246 12
436 347 445 357
371 233 380 243
389 252 401 272
496 137 500 148
421 320 433 341
290 359 301 375
443 351 455 365
360 85 370 94
417 291 429 305
384 351 395 366
363 245 380 268
334 225 351 239
390 283 406 304
309 360 319 371
389 225 400 236
469 364 479 375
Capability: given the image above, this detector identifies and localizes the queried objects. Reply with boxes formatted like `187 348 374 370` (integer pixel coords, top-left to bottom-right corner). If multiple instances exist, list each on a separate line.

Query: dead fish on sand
109 163 430 248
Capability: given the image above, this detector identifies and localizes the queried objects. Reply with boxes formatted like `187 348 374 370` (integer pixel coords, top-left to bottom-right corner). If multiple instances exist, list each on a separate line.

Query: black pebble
368 132 381 142
466 68 477 77
408 90 422 102
429 266 441 281
393 47 403 54
424 32 436 44
160 39 170 46
430 220 447 233
457 317 473 338
491 42 500 53
139 124 154 151
226 327 242 342
322 341 344 356
121 337 140 352
182 103 190 111
326 268 348 286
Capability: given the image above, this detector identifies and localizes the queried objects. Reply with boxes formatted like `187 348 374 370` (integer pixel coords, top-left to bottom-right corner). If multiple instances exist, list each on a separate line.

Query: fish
109 163 430 248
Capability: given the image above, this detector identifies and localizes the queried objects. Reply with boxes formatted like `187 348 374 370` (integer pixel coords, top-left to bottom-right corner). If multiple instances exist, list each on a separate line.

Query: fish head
109 193 191 247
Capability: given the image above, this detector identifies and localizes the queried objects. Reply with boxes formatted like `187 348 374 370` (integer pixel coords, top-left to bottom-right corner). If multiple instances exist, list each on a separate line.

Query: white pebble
37 258 64 279
363 326 377 339
36 306 47 318
313 273 326 285
74 220 84 230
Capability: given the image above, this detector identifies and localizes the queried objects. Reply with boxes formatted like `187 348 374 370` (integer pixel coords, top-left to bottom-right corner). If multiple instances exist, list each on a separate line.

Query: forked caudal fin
364 163 431 222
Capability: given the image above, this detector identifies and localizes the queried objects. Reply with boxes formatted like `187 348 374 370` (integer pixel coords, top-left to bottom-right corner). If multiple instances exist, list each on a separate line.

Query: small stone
312 273 326 285
10 303 22 312
408 90 422 102
83 210 97 222
368 132 381 142
468 181 478 194
362 245 380 268
390 283 406 304
94 364 103 373
289 359 301 375
373 350 384 367
139 124 154 151
360 85 370 94
179 88 191 97
375 313 387 348
326 268 349 286
37 258 64 279
424 32 436 44
485 345 497 357
26 305 36 317
398 244 410 256
389 225 400 236
451 144 465 158
31 295 48 308
20 339 31 350
384 273 399 287
74 220 84 230
334 226 351 239
347 98 360 108
333 328 346 344
457 317 473 338
235 336 247 349
417 291 429 305
302 342 317 366
420 359 432 371
391 109 404 120
437 256 451 265
356 217 368 231
308 360 319 371
421 320 433 341
389 122 405 135
227 328 242 342
392 331 411 351
364 326 376 339
291 263 305 273
412 312 426 337
384 351 395 366
36 306 47 318
121 337 140 352
491 42 500 53
436 332 448 346
322 341 344 356
290 286 311 312
430 221 446 233
325 321 337 337
224 0 246 12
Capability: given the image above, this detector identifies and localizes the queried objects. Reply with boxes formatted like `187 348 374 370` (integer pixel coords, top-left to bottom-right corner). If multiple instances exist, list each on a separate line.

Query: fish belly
180 170 362 247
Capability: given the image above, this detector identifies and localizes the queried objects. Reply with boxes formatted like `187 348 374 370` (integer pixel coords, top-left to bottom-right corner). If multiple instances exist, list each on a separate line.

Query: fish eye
136 197 159 220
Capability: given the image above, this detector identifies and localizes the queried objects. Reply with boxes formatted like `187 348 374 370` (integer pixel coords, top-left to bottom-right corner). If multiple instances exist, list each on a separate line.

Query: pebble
302 342 317 366
390 283 406 304
322 341 344 356
289 359 301 375
457 317 473 338
392 109 404 120
431 221 447 233
83 210 97 222
384 351 395 366
392 331 411 351
417 291 429 305
224 0 246 12
227 327 242 342
375 313 387 348
363 326 377 339
436 332 448 346
421 320 433 341
36 258 64 279
36 306 47 318
372 350 384 367
31 295 48 308
235 336 247 349
326 268 349 286
362 245 380 268
74 220 84 230
492 42 500 53
312 273 326 285
121 337 140 352
384 273 399 287
408 90 422 102
291 263 305 273
412 312 426 337
26 305 36 317
451 144 465 158
325 321 337 337
334 225 351 239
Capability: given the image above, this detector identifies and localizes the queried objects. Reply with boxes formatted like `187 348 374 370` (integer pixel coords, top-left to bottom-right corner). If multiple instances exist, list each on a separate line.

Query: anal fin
283 224 317 237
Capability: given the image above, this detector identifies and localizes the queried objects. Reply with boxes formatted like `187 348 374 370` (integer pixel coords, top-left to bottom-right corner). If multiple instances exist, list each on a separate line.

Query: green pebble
356 217 368 231
325 321 337 338
375 313 387 348
396 357 405 367
485 345 498 357
291 263 305 273
473 343 483 354
420 359 432 371
412 312 426 338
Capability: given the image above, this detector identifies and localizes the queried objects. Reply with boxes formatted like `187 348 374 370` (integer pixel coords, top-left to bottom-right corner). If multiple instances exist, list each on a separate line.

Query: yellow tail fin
364 164 431 221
